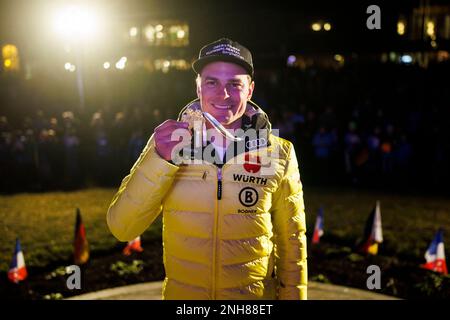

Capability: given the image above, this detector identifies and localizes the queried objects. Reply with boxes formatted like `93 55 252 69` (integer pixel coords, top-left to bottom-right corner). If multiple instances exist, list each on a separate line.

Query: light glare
53 6 100 41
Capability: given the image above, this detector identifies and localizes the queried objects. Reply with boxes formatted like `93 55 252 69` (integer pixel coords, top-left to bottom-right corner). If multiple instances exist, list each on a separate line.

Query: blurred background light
2 44 20 71
177 30 185 39
401 55 413 64
145 25 155 42
312 22 322 31
115 57 127 70
426 21 435 37
53 5 102 42
129 27 138 37
397 21 406 36
287 55 297 66
334 54 344 63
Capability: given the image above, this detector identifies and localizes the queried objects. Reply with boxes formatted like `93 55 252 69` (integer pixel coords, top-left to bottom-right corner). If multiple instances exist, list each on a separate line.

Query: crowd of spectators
0 59 449 193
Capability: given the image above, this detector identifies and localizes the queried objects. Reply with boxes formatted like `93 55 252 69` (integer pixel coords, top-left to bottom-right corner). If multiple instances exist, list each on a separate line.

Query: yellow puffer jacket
107 100 307 300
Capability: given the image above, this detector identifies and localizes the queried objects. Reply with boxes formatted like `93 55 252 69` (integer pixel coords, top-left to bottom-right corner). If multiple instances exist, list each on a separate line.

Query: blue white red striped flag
359 200 383 255
312 207 324 244
8 238 28 284
421 229 448 275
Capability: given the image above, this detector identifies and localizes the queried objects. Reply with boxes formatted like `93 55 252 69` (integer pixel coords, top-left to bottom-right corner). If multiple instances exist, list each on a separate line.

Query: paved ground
67 281 399 300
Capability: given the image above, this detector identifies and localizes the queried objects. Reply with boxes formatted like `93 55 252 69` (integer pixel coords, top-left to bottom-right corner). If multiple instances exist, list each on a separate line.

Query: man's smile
211 103 233 110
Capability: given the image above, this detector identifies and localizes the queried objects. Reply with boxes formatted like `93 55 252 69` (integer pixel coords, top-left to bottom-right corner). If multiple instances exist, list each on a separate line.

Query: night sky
1 0 445 54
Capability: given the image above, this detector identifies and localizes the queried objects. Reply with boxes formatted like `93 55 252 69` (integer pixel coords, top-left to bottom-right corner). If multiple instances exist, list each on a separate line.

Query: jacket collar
177 98 272 133
176 99 272 165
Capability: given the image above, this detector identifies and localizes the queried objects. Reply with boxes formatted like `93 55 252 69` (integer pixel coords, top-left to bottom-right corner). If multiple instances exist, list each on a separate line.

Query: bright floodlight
53 6 100 41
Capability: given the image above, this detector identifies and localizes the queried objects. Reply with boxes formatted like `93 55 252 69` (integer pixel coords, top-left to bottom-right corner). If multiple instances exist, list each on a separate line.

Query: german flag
74 208 89 265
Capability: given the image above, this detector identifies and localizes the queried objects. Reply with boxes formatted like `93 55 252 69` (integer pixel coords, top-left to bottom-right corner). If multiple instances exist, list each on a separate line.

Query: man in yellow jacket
107 38 307 300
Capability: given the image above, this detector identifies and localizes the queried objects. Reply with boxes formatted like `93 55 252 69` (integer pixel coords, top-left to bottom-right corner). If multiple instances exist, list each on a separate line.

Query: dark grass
1 186 449 299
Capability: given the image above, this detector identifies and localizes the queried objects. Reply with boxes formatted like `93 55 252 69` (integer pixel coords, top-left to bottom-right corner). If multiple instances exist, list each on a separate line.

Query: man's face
197 61 254 129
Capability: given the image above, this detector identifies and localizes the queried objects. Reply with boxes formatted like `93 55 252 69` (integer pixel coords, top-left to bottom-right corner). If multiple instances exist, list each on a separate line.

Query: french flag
123 236 144 256
312 207 324 244
358 200 383 255
421 229 448 275
8 238 28 284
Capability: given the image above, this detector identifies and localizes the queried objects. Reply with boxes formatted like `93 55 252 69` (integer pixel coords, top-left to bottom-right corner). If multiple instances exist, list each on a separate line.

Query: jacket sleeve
106 134 179 242
271 142 308 300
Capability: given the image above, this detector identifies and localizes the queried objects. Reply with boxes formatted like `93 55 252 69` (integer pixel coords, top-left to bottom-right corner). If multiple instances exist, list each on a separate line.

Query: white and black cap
192 38 254 78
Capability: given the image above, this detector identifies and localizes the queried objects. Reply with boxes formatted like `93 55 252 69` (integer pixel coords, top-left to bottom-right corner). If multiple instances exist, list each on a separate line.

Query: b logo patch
239 187 258 207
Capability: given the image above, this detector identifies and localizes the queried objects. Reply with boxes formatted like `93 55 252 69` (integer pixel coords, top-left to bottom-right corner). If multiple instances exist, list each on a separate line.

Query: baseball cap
192 38 254 78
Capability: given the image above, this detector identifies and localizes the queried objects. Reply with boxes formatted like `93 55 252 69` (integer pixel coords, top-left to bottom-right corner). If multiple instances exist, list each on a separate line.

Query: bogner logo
233 174 267 186
238 209 257 214
239 187 258 207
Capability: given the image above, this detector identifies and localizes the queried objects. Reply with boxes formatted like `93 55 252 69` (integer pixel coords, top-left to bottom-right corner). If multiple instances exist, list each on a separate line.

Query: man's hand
154 120 191 161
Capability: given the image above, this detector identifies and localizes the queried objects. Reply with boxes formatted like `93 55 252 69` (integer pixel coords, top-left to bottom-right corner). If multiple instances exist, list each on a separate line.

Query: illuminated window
397 21 406 36
426 20 435 38
142 21 189 46
312 21 331 32
2 44 20 71
154 58 190 72
144 25 156 42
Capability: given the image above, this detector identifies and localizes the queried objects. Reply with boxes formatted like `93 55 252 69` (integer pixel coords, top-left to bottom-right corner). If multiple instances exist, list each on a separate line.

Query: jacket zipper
217 166 222 200
212 164 223 299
